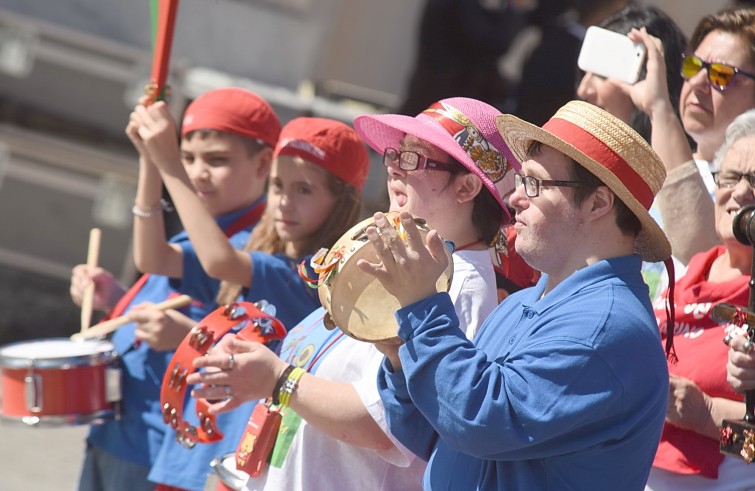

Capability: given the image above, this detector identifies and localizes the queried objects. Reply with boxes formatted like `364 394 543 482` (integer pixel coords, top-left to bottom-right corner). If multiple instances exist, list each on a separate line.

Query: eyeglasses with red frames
681 53 755 91
515 174 586 198
383 147 461 172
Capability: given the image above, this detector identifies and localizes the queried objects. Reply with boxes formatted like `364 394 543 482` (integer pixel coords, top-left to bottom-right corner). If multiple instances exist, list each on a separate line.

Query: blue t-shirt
147 252 319 490
378 255 669 490
87 203 262 467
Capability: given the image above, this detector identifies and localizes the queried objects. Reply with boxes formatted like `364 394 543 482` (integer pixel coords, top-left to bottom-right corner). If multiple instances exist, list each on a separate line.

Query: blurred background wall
0 0 735 343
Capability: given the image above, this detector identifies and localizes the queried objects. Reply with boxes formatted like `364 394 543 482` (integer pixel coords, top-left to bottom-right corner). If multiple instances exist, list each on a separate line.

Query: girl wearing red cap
132 108 369 491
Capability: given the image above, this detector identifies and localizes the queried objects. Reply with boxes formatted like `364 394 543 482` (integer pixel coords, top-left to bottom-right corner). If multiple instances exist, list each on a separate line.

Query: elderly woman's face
681 31 755 156
714 135 755 247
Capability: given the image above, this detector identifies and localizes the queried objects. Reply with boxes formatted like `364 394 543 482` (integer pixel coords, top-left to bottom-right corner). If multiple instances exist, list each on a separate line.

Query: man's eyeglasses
383 147 461 172
712 171 755 189
681 53 755 91
515 174 586 198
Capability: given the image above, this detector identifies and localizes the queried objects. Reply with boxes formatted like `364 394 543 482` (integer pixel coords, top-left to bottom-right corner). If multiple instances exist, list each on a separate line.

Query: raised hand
356 211 449 308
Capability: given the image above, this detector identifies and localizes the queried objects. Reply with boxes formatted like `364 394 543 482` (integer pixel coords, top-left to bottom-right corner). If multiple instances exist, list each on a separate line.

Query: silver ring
724 333 733 346
227 354 235 371
744 340 753 354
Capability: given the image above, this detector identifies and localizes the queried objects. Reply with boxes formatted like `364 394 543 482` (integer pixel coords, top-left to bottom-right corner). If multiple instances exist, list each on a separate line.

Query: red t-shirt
653 245 749 478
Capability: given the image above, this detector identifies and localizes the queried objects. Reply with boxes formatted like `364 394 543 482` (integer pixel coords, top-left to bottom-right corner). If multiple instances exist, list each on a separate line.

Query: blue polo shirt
378 255 669 490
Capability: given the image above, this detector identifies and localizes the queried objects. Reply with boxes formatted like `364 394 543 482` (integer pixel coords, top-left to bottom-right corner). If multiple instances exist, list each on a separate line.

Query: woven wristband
278 367 305 407
272 365 295 406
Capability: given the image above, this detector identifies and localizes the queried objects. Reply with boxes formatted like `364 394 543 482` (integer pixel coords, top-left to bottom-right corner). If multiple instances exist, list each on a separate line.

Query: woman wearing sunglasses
578 6 755 295
681 7 755 173
597 8 755 490
653 6 755 271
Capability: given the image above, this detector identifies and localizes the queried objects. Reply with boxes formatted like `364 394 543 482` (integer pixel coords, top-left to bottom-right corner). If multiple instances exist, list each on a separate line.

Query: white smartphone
577 26 647 85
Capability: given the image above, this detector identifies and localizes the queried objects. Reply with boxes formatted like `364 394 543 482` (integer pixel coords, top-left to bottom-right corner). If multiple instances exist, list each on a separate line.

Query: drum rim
0 338 118 369
0 408 115 427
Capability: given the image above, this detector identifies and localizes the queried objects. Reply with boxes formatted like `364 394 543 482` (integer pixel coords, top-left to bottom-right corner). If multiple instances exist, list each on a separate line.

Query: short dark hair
568 157 641 237
598 5 688 143
444 159 503 245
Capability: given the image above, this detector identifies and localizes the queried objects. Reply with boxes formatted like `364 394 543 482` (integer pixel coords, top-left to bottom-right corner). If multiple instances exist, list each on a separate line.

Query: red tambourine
160 301 286 448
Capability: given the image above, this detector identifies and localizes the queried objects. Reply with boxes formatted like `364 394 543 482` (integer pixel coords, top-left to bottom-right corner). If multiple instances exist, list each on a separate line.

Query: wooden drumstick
80 228 101 334
71 294 192 341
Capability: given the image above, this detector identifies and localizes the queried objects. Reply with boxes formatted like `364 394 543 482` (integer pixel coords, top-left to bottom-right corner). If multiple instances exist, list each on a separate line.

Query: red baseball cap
274 117 370 190
181 87 281 148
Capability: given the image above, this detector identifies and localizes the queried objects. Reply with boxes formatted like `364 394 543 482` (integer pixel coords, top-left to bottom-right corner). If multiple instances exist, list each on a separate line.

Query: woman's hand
186 335 288 414
356 211 449 308
624 27 674 118
666 374 713 431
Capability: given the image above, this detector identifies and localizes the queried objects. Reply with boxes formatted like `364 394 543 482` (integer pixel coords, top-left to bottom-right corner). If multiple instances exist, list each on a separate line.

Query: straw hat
496 100 671 263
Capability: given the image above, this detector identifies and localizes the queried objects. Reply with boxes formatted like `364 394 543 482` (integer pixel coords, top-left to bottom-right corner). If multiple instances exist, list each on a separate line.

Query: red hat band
543 118 654 210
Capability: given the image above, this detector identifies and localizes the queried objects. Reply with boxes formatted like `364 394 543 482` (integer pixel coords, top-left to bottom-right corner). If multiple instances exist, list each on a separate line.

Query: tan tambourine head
317 212 453 342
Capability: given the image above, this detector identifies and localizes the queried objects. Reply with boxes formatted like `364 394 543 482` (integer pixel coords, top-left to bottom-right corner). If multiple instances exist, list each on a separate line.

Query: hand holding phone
578 26 647 85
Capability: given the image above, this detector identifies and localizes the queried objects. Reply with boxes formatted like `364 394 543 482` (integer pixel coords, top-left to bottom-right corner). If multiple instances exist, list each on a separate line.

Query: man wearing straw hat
359 100 675 490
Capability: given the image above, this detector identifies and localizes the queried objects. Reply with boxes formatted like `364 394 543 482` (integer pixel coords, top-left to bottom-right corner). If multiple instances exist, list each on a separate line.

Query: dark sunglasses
681 53 755 91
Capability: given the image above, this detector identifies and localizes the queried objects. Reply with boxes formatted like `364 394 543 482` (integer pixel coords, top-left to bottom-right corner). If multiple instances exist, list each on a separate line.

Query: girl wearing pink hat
354 96 524 338
180 98 522 491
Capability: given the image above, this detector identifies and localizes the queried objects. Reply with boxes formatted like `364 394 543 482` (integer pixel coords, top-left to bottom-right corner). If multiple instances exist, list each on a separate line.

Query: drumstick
70 294 192 341
80 228 101 334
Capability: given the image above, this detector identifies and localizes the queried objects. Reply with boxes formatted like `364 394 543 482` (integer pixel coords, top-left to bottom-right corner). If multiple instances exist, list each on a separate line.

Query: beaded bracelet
271 365 295 406
278 367 305 407
132 199 173 218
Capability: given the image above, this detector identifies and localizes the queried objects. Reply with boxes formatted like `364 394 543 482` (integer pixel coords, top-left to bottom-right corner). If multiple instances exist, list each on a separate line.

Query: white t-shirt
243 251 497 491
449 249 499 339
245 333 425 491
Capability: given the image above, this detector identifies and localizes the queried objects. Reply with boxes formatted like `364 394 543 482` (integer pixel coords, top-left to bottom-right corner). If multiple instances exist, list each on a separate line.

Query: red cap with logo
274 117 370 190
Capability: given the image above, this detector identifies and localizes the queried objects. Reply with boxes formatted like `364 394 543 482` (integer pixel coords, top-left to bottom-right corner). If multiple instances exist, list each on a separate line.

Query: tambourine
160 301 286 448
312 212 453 342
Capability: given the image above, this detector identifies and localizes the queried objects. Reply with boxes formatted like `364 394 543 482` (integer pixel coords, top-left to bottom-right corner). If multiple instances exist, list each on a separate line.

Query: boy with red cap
131 109 369 491
70 87 281 491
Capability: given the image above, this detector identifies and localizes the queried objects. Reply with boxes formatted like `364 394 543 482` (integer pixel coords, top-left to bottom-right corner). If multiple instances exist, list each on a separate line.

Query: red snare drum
0 338 120 426
208 453 250 491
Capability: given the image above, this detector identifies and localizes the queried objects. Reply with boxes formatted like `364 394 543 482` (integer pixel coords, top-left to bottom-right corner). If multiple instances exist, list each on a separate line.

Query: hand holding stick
71 294 192 341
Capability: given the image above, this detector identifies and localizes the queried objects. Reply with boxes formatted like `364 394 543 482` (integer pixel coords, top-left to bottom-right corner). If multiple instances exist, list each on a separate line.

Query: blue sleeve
169 230 251 306
377 357 438 461
396 293 632 461
244 251 319 329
